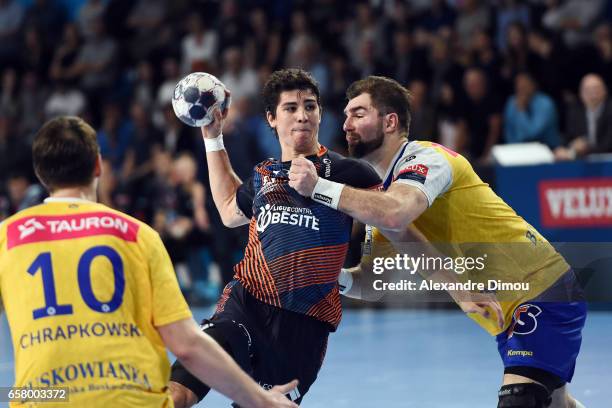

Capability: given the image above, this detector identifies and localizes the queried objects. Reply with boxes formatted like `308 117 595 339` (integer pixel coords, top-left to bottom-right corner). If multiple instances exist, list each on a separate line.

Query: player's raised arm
158 318 298 408
202 107 250 227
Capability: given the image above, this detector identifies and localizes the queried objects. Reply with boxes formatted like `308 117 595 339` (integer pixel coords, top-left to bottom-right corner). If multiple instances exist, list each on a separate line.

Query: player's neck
281 143 321 161
363 135 407 178
49 186 97 202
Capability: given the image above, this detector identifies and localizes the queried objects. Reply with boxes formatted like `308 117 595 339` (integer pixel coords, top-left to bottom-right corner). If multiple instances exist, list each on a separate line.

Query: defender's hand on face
289 157 318 197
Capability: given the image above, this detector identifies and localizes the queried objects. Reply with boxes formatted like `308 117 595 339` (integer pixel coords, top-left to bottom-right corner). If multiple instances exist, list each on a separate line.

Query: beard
347 126 385 158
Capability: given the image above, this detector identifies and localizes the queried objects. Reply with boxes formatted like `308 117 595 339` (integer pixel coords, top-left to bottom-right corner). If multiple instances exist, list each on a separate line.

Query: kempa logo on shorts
256 204 320 232
507 350 534 357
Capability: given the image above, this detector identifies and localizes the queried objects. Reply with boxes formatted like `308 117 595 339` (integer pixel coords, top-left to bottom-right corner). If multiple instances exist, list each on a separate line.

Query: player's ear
385 113 399 133
94 154 102 178
266 110 276 128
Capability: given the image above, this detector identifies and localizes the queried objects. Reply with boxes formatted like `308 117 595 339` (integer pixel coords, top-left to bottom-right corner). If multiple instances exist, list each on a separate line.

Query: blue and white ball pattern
172 72 231 127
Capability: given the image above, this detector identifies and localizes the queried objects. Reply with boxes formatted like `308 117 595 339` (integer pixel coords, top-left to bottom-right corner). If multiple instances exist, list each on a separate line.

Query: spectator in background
20 27 50 82
527 28 566 105
181 14 218 74
504 71 561 149
245 7 282 69
123 102 162 186
44 80 87 119
455 0 490 52
469 28 502 91
0 113 32 188
391 29 429 86
23 0 65 50
65 18 117 109
130 60 156 110
408 79 436 141
556 73 612 159
17 71 47 139
49 23 82 87
159 103 198 156
327 50 359 115
2 172 45 215
356 32 390 78
343 1 385 68
418 0 456 33
500 22 536 93
428 35 464 106
125 0 166 61
152 152 212 300
0 68 19 117
592 23 612 89
285 34 330 97
76 0 107 39
543 0 605 49
495 0 531 52
220 47 258 101
0 0 24 68
156 56 181 107
97 102 133 175
216 0 249 53
458 68 502 163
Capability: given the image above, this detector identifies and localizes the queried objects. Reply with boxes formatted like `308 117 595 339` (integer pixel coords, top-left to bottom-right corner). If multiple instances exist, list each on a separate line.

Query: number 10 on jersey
27 245 125 319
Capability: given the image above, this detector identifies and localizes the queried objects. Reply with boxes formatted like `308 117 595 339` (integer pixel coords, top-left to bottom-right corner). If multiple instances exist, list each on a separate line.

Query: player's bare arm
158 318 298 408
202 107 249 227
289 158 427 231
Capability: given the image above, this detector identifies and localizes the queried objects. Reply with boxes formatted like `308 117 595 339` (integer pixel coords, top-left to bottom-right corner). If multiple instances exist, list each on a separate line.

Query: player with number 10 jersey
0 198 192 406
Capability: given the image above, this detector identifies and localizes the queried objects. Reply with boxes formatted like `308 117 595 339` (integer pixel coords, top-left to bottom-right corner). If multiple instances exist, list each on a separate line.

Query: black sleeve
327 152 381 189
235 177 255 219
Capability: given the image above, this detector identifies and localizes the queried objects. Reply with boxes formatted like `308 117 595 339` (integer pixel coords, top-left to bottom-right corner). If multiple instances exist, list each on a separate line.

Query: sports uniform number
28 245 125 319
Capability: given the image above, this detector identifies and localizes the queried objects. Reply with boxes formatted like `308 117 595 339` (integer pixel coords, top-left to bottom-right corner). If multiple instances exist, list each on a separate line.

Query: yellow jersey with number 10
369 141 568 335
0 198 192 407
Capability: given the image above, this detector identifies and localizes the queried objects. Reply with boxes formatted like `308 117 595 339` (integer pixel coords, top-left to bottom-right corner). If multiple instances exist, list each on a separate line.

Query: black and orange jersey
234 146 380 330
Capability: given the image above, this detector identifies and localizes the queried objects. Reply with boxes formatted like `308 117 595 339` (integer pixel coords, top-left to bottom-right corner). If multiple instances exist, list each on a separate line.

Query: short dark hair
32 116 99 191
346 76 412 135
262 68 321 118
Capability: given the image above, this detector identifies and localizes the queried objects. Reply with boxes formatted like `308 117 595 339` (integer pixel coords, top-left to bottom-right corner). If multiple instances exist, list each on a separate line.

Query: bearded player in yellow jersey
0 116 298 408
289 77 587 408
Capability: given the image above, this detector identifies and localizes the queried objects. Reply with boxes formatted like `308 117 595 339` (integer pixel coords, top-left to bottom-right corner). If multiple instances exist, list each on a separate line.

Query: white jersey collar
382 141 410 188
44 197 94 204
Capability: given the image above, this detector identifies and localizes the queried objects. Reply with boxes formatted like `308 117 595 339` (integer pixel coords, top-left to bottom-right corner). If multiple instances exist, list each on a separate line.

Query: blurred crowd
2 0 612 302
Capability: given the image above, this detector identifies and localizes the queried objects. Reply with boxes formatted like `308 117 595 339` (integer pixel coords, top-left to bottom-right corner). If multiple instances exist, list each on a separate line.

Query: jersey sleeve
392 148 452 206
142 228 192 326
236 177 255 219
329 154 381 189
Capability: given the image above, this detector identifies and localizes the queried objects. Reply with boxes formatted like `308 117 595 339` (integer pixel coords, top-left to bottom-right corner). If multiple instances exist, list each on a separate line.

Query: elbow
172 339 198 364
379 209 408 232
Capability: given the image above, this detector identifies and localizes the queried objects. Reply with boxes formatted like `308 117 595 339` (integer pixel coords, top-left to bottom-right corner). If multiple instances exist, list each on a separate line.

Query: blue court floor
1 308 609 407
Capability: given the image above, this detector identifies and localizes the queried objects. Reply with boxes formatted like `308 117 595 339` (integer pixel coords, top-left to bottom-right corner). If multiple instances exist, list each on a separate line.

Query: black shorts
170 280 330 405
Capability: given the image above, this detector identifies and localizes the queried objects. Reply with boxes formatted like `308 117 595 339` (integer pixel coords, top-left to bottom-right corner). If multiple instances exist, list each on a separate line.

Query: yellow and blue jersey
368 141 569 335
0 198 192 407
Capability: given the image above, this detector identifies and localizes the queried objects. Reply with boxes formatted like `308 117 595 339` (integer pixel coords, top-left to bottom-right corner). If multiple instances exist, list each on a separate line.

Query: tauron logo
18 218 45 239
